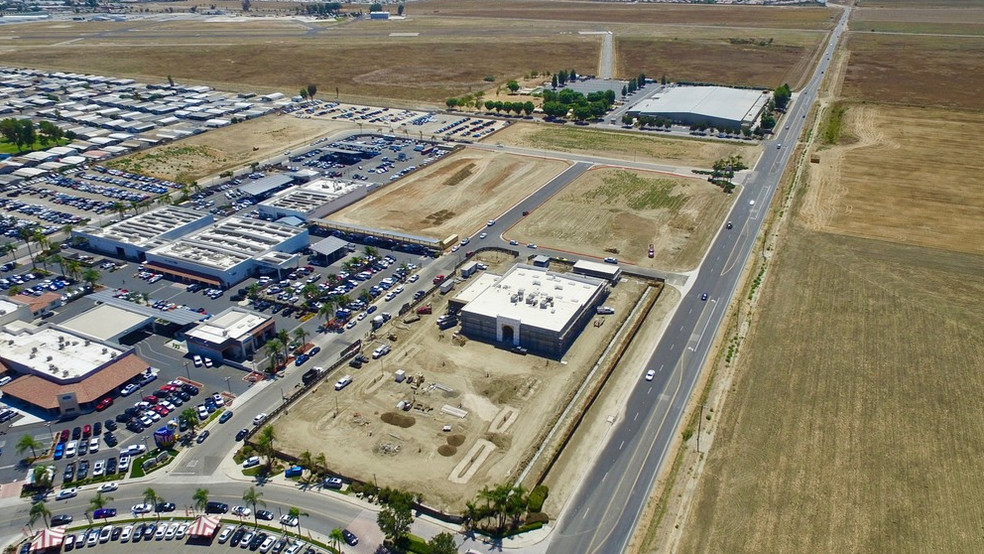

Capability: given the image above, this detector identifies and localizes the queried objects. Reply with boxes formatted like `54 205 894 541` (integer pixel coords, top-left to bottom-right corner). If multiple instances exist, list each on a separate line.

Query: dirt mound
438 444 457 457
381 412 416 428
485 432 512 449
447 434 466 447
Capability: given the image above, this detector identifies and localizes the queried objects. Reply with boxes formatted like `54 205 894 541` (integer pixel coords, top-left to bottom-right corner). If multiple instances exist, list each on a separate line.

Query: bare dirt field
490 123 758 169
616 32 824 90
104 116 355 183
850 7 984 35
859 0 984 7
417 0 839 29
841 33 984 110
677 226 984 553
509 168 733 271
801 104 984 256
274 260 648 512
332 149 568 240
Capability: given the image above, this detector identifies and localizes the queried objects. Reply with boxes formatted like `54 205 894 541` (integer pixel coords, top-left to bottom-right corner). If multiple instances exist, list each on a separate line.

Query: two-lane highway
550 7 851 553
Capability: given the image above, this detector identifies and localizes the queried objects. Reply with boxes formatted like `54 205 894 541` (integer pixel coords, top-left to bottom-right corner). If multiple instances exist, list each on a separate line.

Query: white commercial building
184 307 275 363
628 85 771 130
73 206 213 260
144 216 308 288
257 179 367 221
457 264 608 357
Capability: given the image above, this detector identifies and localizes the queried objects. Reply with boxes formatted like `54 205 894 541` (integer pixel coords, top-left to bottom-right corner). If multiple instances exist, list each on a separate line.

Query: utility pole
696 403 706 454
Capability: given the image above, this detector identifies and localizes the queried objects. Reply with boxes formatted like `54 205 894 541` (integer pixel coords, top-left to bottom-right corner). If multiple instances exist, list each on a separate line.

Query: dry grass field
616 33 824 90
850 7 984 35
331 149 568 240
801 104 984 256
509 168 732 271
860 0 984 7
417 0 839 29
678 227 984 553
841 33 984 110
491 123 758 169
106 116 355 183
274 263 647 512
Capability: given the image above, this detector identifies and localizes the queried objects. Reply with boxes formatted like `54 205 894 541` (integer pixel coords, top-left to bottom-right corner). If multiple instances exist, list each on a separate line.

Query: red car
59 429 70 443
142 395 159 404
95 397 113 411
82 424 91 438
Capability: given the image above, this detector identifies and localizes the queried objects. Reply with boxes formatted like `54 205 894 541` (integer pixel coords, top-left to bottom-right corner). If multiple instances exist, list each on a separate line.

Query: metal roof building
72 206 213 259
628 85 771 130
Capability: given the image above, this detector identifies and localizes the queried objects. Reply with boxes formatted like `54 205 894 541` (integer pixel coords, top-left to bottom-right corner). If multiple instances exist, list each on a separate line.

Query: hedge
527 485 549 513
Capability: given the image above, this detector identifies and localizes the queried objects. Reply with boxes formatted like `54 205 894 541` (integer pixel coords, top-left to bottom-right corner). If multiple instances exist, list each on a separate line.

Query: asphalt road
548 7 852 553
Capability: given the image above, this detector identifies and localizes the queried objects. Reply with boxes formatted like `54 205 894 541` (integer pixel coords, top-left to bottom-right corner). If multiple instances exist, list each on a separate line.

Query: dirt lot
105 116 356 183
490 123 758 170
676 226 984 552
509 168 733 271
274 258 648 512
616 32 824 90
841 33 984 110
850 6 984 35
331 149 568 240
801 104 984 256
417 0 839 30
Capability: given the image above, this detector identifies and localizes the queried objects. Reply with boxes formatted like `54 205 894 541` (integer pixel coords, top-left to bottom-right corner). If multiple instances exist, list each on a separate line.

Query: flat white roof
573 259 621 277
453 272 500 304
0 298 22 316
0 324 124 382
185 308 269 344
148 216 303 271
78 206 210 248
460 264 604 333
631 85 769 124
58 304 150 342
259 179 360 214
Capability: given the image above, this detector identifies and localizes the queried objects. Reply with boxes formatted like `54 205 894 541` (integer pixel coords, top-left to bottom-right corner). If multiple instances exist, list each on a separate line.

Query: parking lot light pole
225 376 232 395
183 362 190 380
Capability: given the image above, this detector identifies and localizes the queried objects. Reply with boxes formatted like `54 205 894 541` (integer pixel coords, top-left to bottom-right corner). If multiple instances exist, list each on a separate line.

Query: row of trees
541 88 617 122
298 83 318 101
300 2 342 15
621 72 649 97
550 68 579 89
0 119 73 153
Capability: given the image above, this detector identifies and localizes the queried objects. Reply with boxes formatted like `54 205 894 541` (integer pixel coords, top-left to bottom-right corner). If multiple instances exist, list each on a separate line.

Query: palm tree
329 528 345 553
287 506 309 537
81 268 100 288
49 253 65 276
143 487 161 519
292 327 309 352
359 289 372 303
31 228 50 254
0 242 15 263
314 452 327 479
241 486 265 528
263 339 283 373
276 329 291 359
110 201 127 222
247 283 261 300
254 425 277 473
300 283 319 300
192 488 209 514
87 491 111 525
64 259 81 281
31 465 52 491
363 245 378 258
318 302 335 330
29 500 51 530
180 408 200 436
18 228 35 268
16 434 43 459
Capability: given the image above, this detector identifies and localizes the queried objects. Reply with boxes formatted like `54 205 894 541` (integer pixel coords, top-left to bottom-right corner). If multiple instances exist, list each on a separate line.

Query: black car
72 426 81 440
104 419 117 431
77 460 89 480
126 421 145 433
229 527 247 547
255 509 274 521
342 529 359 546
204 501 228 514
196 430 210 443
92 421 102 435
355 354 370 364
133 523 145 542
106 457 117 473
155 502 176 513
249 532 267 550
111 527 122 541
348 359 363 369
182 384 199 396
63 462 75 482
104 433 118 447
177 391 191 402
50 514 73 526
115 412 132 424
219 411 234 424
143 522 156 539
235 428 249 441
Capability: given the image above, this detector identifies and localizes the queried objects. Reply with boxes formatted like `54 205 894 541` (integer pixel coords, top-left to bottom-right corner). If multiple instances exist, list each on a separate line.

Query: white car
92 460 105 477
55 488 79 500
120 525 134 543
232 505 252 517
131 503 153 514
479 232 487 239
198 405 209 420
243 456 261 469
204 357 214 368
65 440 77 458
409 274 419 283
175 523 188 540
217 526 233 544
212 393 224 407
89 437 100 453
749 200 755 206
193 355 203 367
118 454 131 472
99 525 113 543
120 383 138 396
252 413 267 426
164 523 177 540
99 482 118 493
645 369 656 381
259 535 277 553
155 524 166 540
279 514 299 527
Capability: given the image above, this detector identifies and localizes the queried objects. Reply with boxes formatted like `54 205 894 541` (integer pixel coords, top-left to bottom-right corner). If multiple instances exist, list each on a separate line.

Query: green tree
445 98 458 109
428 532 457 554
143 488 161 519
16 434 43 459
329 528 345 552
773 83 792 111
287 506 309 536
29 500 51 530
192 488 209 514
242 486 265 528
551 74 558 89
277 329 291 359
376 489 414 544
255 424 278 472
484 100 495 111
1 242 15 263
31 465 52 490
180 407 200 436
397 3 404 16
306 84 318 100
18 227 35 268
369 2 382 11
506 80 520 93
292 327 309 351
81 268 100 288
299 89 308 101
264 339 283 373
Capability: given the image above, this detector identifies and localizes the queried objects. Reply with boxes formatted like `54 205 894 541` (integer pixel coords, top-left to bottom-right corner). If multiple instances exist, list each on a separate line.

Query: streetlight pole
183 362 190 380
225 376 232 395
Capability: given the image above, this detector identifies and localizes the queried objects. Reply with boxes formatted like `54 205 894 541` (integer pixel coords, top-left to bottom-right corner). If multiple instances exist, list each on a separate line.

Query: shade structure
30 525 67 552
188 515 221 537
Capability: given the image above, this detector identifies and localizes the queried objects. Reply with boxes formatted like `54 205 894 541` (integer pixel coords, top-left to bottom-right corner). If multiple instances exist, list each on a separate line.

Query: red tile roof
1 352 149 410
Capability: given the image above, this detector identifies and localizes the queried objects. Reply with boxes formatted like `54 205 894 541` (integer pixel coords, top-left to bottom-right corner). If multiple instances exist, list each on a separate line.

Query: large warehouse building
456 264 608 357
143 217 308 288
257 179 367 221
628 85 771 130
72 206 213 260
